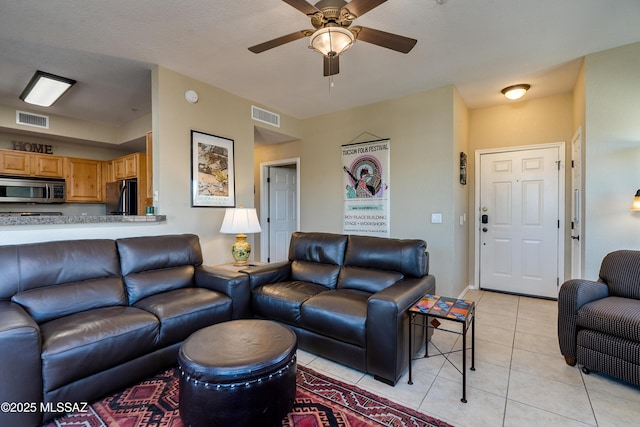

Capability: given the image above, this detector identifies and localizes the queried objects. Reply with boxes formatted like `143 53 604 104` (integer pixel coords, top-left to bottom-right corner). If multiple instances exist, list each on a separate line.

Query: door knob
482 227 488 232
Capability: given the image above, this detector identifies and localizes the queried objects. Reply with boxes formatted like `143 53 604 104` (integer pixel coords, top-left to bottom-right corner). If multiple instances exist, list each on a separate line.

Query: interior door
268 166 297 263
479 146 561 298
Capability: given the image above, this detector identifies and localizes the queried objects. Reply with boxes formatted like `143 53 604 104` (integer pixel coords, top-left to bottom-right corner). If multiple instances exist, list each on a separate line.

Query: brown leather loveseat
0 234 248 426
245 232 436 386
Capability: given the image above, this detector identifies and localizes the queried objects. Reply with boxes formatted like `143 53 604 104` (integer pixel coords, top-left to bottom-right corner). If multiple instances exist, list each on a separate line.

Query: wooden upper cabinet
32 154 64 178
0 150 64 178
109 152 148 214
0 149 31 176
64 157 103 202
113 153 141 180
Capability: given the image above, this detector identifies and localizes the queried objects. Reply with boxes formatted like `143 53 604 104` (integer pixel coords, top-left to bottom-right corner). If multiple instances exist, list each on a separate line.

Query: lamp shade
309 26 354 57
20 70 76 107
220 207 262 234
631 189 640 211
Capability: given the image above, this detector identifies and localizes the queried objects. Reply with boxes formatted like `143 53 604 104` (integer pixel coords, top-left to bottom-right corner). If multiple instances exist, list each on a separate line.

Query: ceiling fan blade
248 30 310 53
283 0 321 15
352 26 417 53
343 0 388 18
323 56 340 76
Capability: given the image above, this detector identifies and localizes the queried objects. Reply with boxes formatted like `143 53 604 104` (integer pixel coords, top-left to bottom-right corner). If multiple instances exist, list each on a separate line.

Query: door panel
268 166 297 263
479 146 560 298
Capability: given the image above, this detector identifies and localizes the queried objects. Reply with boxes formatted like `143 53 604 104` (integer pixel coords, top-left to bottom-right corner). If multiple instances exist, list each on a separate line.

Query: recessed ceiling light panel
20 70 76 107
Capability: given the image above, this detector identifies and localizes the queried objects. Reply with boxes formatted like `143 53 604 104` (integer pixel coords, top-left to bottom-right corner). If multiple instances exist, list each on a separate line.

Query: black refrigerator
106 179 138 215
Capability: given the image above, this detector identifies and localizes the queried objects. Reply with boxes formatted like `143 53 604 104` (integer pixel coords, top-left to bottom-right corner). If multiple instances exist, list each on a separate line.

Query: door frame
473 142 566 293
259 157 301 262
570 127 583 279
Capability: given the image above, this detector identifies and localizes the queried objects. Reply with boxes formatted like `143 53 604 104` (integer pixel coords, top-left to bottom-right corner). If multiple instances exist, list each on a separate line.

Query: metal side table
408 294 475 403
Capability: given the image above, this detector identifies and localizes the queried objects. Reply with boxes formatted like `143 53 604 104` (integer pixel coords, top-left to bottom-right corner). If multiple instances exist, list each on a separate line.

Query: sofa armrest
194 266 251 319
242 261 292 290
366 274 436 384
0 301 43 427
557 279 609 363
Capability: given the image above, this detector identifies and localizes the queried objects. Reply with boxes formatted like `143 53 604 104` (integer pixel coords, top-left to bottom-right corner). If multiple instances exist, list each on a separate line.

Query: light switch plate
431 213 443 224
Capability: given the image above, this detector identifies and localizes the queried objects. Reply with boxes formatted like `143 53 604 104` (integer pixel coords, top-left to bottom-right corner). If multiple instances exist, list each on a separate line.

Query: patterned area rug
44 366 453 427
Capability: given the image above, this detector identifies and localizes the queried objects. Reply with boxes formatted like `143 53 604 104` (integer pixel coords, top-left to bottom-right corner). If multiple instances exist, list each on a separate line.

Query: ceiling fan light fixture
501 84 531 100
309 26 354 57
20 70 76 107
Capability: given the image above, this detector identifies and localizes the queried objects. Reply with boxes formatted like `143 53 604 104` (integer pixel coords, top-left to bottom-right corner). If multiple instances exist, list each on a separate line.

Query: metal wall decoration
460 152 467 185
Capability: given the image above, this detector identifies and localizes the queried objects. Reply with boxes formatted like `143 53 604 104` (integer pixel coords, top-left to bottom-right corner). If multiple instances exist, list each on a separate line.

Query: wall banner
342 139 390 237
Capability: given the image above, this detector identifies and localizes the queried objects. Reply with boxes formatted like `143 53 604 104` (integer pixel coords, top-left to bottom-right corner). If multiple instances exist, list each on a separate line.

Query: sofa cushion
117 234 203 276
599 250 640 299
337 266 404 294
301 289 368 347
134 287 232 347
123 265 195 305
11 277 127 324
40 306 159 392
252 281 328 325
344 235 427 277
289 232 348 265
0 239 120 299
291 260 341 288
577 296 640 342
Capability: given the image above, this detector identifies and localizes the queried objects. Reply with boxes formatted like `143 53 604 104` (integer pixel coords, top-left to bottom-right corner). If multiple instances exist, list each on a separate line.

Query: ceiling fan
248 0 417 76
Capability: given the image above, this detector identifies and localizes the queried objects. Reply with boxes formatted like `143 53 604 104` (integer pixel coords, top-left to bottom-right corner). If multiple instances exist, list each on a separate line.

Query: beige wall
468 93 574 285
0 131 131 160
152 66 258 264
583 42 640 278
0 104 150 146
453 88 470 292
295 85 466 297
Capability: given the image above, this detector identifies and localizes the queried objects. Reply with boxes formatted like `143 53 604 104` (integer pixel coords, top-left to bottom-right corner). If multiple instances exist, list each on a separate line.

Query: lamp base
231 233 251 266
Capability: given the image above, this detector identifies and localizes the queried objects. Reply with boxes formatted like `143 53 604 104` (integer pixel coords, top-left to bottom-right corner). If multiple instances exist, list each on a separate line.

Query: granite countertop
0 215 167 226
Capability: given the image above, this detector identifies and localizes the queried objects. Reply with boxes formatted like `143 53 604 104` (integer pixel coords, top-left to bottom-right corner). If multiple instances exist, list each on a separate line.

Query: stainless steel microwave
0 176 66 203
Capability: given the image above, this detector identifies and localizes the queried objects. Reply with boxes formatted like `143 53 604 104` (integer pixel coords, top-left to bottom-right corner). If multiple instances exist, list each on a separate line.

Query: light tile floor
296 289 640 427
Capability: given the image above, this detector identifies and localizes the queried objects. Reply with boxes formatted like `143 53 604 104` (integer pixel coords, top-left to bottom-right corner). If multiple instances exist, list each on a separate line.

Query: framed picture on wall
191 130 236 207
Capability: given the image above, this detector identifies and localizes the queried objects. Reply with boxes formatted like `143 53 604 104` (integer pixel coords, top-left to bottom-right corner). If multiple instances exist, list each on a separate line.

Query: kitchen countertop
0 214 167 226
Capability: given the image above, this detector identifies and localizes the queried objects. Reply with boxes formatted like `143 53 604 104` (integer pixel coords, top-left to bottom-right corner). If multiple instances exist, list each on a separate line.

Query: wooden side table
408 294 476 403
213 261 268 272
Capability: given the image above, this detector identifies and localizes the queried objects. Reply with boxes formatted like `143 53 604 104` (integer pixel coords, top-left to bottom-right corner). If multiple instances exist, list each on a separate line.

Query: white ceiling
1 0 639 134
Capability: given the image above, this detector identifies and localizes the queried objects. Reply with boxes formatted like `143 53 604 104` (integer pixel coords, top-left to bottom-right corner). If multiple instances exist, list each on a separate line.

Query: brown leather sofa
0 234 248 426
245 232 436 386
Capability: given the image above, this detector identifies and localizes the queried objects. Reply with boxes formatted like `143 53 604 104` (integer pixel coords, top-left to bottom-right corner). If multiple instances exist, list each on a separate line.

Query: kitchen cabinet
0 149 31 176
64 157 103 202
109 152 148 215
0 149 65 178
113 153 142 180
33 154 64 178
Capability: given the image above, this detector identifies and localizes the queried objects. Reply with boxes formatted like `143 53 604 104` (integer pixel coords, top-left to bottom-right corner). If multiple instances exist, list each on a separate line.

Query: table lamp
219 207 262 266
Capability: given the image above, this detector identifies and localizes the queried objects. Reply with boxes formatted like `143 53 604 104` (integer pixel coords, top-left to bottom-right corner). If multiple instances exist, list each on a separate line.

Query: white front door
479 145 562 298
268 166 297 263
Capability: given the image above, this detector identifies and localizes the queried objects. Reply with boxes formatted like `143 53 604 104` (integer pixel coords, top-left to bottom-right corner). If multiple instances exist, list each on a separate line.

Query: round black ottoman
178 319 297 427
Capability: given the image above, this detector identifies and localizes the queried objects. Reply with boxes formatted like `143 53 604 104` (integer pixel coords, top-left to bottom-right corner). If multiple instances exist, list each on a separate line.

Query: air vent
251 105 280 128
16 110 49 129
